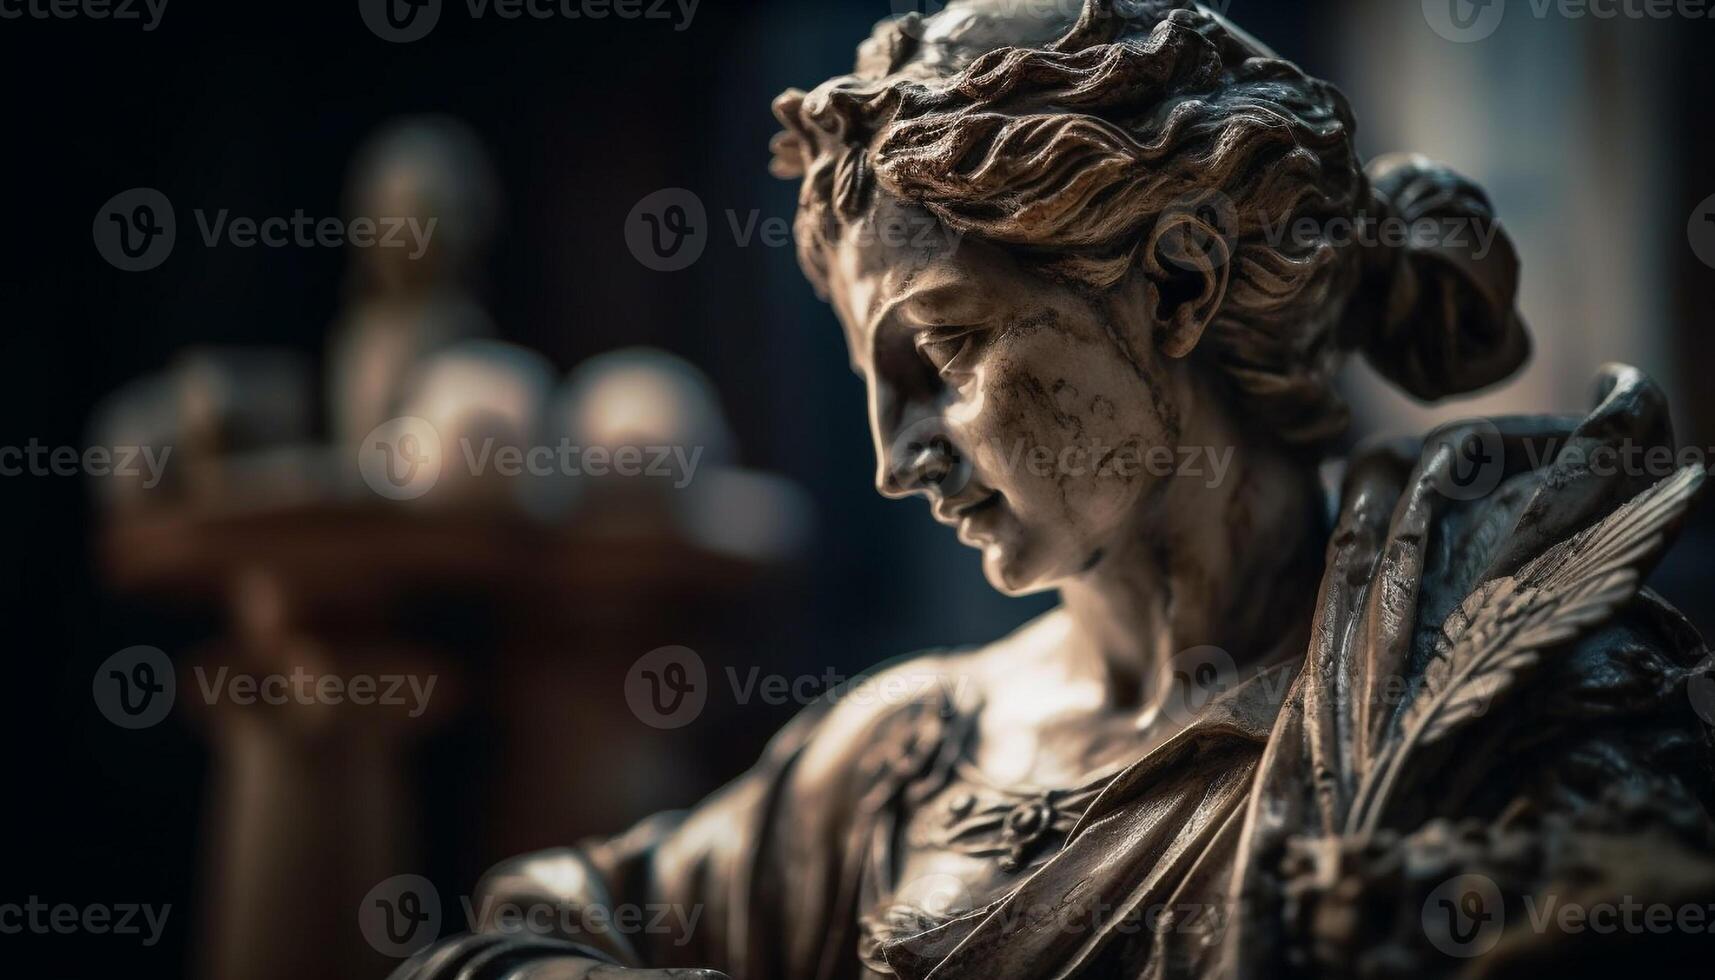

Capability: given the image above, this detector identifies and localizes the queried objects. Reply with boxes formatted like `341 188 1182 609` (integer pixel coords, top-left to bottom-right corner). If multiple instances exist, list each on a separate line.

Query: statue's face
825 196 1195 596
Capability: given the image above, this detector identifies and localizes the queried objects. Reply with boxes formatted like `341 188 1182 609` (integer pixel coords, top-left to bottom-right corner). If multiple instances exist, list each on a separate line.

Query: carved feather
1348 465 1705 836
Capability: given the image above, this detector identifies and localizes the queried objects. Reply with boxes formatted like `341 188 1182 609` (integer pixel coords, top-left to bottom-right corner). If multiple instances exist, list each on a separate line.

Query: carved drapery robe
395 366 1713 979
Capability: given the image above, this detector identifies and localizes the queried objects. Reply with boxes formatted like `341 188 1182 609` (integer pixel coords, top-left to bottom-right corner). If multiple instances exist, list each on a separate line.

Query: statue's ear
1144 202 1232 359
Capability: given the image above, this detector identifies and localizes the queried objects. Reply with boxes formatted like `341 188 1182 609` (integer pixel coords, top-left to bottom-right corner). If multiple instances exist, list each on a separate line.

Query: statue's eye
915 327 983 379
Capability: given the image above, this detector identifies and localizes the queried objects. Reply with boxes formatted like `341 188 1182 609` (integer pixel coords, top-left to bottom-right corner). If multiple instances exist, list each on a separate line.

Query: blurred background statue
89 114 808 980
328 116 501 460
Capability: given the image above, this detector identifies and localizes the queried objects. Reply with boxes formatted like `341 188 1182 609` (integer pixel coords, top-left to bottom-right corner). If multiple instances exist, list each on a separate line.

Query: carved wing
1347 465 1706 836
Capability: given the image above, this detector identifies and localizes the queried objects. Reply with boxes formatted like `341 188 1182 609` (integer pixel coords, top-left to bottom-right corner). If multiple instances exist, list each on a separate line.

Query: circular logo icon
1422 873 1504 958
1689 654 1715 728
624 189 708 272
1424 0 1506 43
1429 418 1506 501
888 416 974 497
1688 193 1715 271
359 0 442 43
359 417 443 501
359 874 443 958
1156 645 1239 730
93 645 176 730
93 188 176 272
1154 190 1238 274
625 645 709 729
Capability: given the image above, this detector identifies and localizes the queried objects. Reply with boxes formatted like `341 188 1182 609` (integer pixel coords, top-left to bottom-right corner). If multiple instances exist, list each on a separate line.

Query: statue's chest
858 761 1123 960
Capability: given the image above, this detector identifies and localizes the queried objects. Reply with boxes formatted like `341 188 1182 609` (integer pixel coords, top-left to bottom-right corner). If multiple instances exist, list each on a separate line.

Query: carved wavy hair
771 0 1529 446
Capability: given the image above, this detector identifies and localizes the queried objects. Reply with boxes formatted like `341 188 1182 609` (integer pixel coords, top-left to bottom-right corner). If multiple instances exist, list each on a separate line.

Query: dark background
1 1 1711 976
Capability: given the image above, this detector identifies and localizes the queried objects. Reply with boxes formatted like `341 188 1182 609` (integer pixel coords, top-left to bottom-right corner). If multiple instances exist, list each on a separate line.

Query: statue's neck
1055 438 1325 710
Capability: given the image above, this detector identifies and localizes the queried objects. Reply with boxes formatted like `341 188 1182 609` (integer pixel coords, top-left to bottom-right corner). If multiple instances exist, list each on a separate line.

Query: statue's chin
980 543 1057 598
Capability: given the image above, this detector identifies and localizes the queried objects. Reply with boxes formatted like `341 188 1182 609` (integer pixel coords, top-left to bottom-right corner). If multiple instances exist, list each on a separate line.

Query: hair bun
1347 152 1531 401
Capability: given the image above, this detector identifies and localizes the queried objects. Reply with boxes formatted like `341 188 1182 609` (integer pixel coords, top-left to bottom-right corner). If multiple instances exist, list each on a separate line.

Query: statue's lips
935 490 1002 528
958 491 1002 517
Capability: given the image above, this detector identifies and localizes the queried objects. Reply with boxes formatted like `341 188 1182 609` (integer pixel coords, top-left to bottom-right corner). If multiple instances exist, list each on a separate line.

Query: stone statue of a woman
394 3 1714 976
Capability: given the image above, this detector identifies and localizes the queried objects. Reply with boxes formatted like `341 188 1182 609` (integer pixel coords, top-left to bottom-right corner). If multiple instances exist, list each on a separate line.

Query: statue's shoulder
1226 370 1713 975
785 612 1067 808
782 644 980 804
1317 365 1711 839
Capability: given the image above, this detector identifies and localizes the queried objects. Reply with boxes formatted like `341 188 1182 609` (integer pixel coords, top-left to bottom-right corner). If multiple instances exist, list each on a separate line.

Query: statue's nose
877 424 961 499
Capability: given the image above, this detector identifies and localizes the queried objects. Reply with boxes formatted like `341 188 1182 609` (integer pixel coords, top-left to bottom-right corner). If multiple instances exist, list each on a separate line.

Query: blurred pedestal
103 500 773 980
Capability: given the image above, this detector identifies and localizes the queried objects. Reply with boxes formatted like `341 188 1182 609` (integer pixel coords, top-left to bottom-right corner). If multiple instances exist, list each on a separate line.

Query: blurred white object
394 339 555 507
558 347 734 464
89 348 313 509
526 348 732 521
174 348 313 458
532 347 809 557
88 373 180 508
